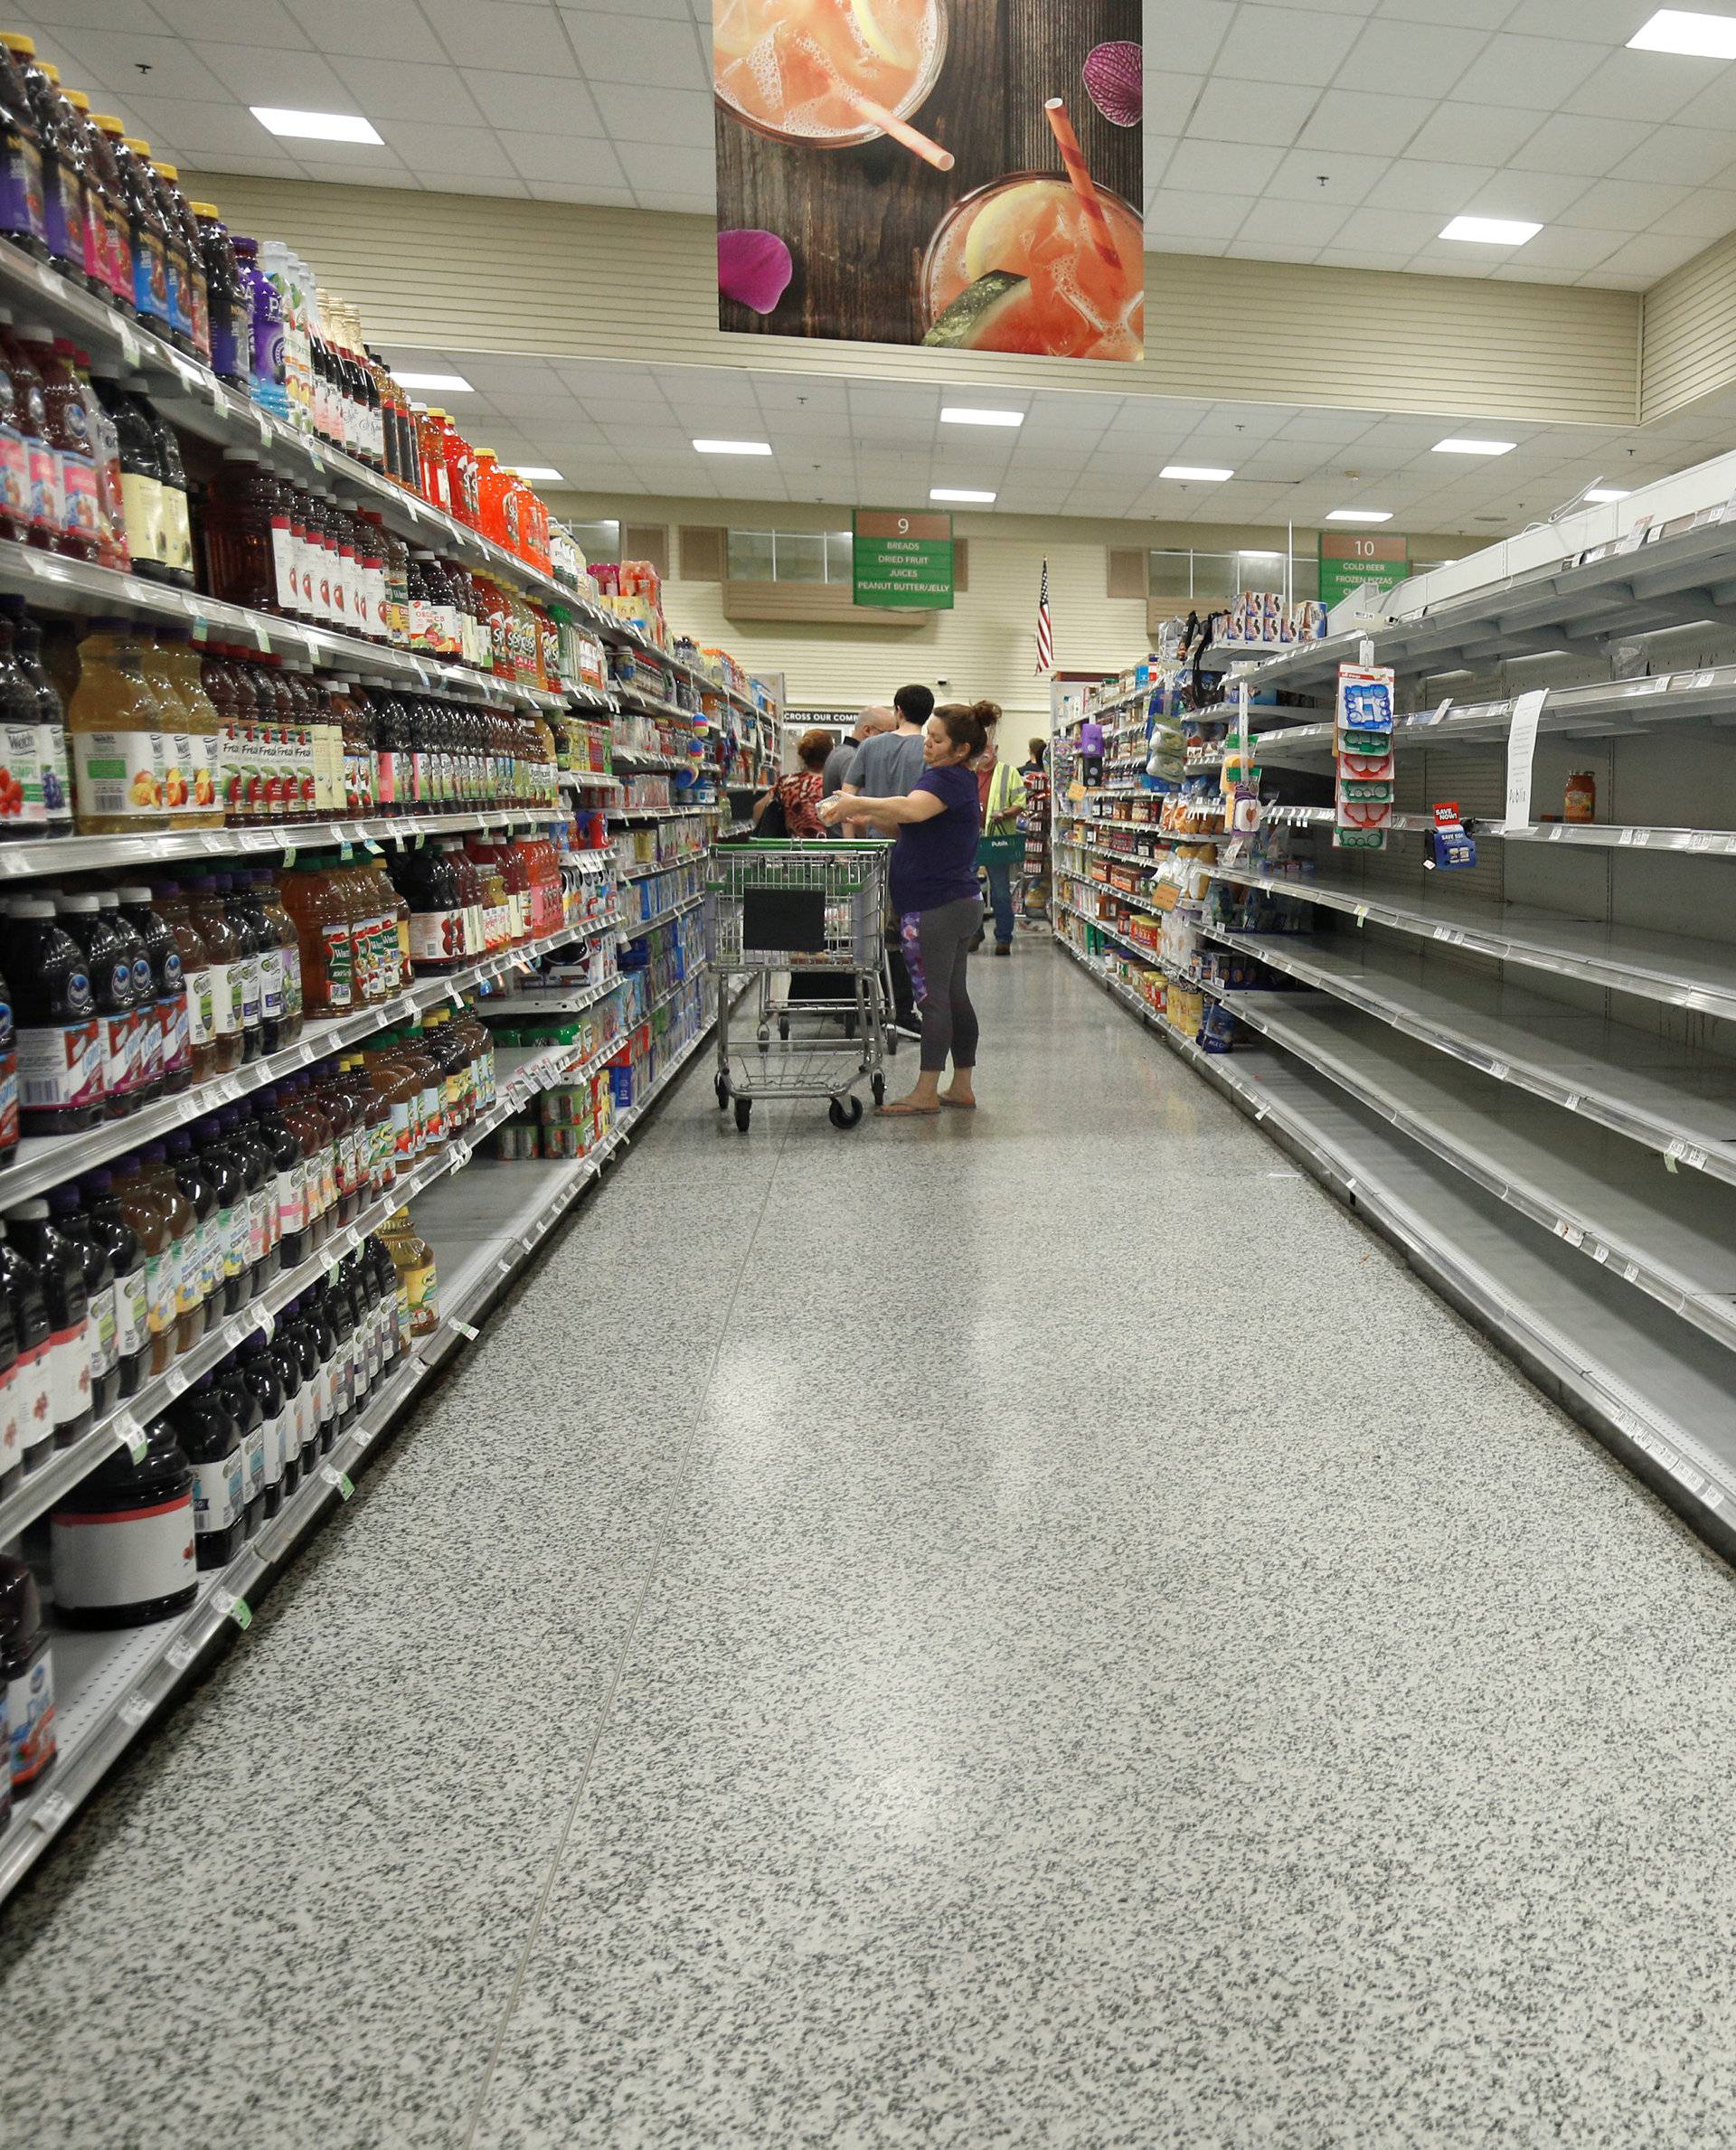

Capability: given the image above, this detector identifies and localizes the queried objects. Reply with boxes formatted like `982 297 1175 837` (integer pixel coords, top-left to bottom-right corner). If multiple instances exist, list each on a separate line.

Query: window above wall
727 528 856 584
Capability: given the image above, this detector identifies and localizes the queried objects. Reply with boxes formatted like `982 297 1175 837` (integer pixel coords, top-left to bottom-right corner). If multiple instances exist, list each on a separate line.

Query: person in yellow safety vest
973 720 1027 954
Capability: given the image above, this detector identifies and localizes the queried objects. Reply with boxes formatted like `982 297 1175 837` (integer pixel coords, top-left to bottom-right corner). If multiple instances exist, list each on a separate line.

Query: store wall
184 174 1642 428
555 495 1467 724
1642 227 1736 424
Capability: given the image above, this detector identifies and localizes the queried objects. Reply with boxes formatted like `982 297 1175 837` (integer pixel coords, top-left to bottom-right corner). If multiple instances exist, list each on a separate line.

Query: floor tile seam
456 1059 805 2150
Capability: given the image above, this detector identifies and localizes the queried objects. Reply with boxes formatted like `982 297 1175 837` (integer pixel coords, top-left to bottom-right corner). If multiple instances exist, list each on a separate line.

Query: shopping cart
705 839 889 1130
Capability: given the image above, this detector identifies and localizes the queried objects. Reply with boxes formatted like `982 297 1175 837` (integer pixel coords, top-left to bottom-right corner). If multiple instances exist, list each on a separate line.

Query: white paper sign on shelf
1504 689 1549 828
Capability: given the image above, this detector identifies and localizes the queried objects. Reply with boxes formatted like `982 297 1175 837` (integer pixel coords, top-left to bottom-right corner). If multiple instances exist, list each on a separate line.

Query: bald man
823 705 894 797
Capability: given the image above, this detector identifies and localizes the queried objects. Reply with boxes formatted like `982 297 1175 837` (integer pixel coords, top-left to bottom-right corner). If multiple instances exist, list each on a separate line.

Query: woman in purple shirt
819 701 992 1114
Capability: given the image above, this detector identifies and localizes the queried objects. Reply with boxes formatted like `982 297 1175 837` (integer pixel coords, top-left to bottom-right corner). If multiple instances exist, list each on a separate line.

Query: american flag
1035 558 1053 673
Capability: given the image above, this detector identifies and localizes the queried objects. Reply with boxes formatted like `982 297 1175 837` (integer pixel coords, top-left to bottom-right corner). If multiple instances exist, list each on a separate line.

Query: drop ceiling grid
5 0 1736 281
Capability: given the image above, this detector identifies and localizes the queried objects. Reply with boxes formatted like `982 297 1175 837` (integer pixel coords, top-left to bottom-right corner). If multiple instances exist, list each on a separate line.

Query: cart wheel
886 1030 899 1056
755 1023 771 1046
734 1097 752 1132
828 1095 863 1130
778 1018 790 1041
714 1073 730 1108
872 1074 885 1108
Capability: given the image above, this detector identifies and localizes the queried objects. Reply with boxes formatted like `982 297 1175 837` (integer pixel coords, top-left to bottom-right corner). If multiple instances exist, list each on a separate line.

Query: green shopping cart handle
718 836 890 847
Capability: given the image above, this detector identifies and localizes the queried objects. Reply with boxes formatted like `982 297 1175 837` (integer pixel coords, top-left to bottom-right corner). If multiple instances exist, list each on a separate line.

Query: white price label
1354 905 1368 926
1593 1243 1609 1264
118 1692 153 1728
451 1319 479 1341
165 1635 198 1670
1487 1061 1509 1081
1565 1092 1582 1111
30 1790 73 1834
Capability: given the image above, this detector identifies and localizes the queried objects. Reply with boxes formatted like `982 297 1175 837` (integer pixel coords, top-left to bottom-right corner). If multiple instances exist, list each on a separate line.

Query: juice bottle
183 871 246 1073
412 406 448 513
193 1116 248 1318
0 1221 51 1479
0 609 44 837
2 316 60 552
5 599 71 839
90 372 164 578
137 628 199 833
81 1167 148 1400
280 1075 332 1254
39 71 95 292
338 1252 373 1413
99 124 170 339
213 872 272 1060
379 1206 438 1337
48 1183 116 1425
108 1154 175 1379
366 857 408 994
211 1354 265 1539
364 1232 401 1366
127 146 190 351
171 1373 245 1569
237 1329 286 1521
0 1268 17 1500
136 385 193 589
165 1127 221 1334
193 203 250 389
0 38 43 259
245 871 301 1046
65 619 167 834
277 1295 320 1477
262 244 309 436
152 165 208 365
400 1024 442 1155
47 890 134 1119
16 325 97 562
264 1306 303 1500
0 335 29 545
0 1554 55 1806
316 1277 354 1434
301 1284 339 1454
391 841 465 971
70 345 127 572
2 40 80 286
5 1196 90 1450
160 628 221 826
363 1028 417 1185
69 94 129 313
203 448 281 616
254 1086 307 1271
231 235 288 423
146 881 214 1090
224 1104 275 1295
281 856 353 1016
96 890 159 1106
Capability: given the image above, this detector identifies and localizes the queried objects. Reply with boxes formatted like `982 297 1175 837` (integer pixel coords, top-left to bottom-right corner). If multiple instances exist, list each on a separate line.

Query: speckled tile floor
7 941 1736 2150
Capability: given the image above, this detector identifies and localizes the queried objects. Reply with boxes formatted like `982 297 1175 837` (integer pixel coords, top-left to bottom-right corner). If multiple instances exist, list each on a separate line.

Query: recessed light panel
251 107 383 144
693 438 772 455
1439 215 1543 246
930 486 995 502
940 407 1024 427
394 372 474 392
1629 8 1736 56
1585 486 1632 502
1160 464 1234 482
509 467 564 482
1433 438 1515 456
1326 509 1393 523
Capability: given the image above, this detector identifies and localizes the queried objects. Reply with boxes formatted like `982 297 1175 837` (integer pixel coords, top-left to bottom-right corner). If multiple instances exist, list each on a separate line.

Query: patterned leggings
901 896 981 1073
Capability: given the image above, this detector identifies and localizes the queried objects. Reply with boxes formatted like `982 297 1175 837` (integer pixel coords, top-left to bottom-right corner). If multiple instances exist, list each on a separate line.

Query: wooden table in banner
713 0 1142 358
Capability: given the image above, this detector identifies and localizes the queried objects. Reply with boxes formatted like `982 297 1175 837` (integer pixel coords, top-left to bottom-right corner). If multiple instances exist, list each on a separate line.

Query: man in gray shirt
842 684 932 816
823 706 893 797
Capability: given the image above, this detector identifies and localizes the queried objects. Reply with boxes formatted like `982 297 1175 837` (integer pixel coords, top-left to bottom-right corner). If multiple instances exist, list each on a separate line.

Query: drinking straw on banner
838 82 953 170
1043 97 1122 272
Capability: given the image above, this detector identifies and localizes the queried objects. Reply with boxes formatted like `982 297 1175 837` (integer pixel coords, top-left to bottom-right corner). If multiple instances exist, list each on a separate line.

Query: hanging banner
853 510 954 608
713 0 1143 361
1319 533 1410 609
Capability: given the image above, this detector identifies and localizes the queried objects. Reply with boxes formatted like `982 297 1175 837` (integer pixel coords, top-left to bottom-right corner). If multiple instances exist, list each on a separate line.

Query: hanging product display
1334 663 1395 851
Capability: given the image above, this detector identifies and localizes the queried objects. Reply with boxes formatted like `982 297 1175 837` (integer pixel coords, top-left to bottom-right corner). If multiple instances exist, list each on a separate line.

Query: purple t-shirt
890 763 982 913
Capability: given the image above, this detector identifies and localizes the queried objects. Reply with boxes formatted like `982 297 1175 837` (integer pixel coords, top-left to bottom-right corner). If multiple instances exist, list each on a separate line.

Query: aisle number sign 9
1318 531 1410 609
854 510 955 610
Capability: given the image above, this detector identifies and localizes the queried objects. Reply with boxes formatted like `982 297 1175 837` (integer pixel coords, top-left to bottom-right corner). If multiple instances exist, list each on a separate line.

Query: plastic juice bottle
253 1086 306 1272
171 1373 244 1569
277 1295 320 1476
160 629 221 826
364 858 408 995
16 326 96 562
40 72 96 293
51 1423 198 1630
0 1268 17 1500
81 1168 147 1400
65 620 166 835
49 1183 115 1425
380 1207 438 1337
363 1233 399 1365
315 1278 353 1433
280 858 351 1017
264 1306 303 1500
108 1155 175 1379
5 606 67 844
401 1025 442 1154
203 448 280 616
0 1220 51 1481
0 335 29 546
0 611 44 837
165 1127 221 1332
98 124 169 338
182 872 245 1073
281 1075 333 1253
146 881 213 1090
0 1555 55 1802
122 379 191 588
1 317 59 553
247 871 302 1045
341 1051 388 1199
193 1117 247 1319
89 372 160 578
236 1329 286 1520
231 235 287 423
0 38 43 259
193 203 250 388
223 1104 274 1294
159 164 212 363
96 891 160 1106
140 1136 205 1353
220 872 279 1056
203 872 263 1064
130 146 191 351
50 891 133 1119
68 345 127 572
421 1009 467 1135
2 40 79 287
211 1355 263 1538
137 629 202 833
362 1030 414 1184
67 93 127 309
300 1285 339 1454
5 1197 90 1450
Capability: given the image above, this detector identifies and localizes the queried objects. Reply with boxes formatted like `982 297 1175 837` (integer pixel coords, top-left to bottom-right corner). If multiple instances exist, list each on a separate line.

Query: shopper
818 702 990 1115
972 709 1026 956
823 706 892 797
752 729 832 838
843 684 934 1027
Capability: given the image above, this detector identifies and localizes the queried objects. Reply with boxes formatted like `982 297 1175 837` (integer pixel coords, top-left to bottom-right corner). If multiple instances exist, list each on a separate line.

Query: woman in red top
752 728 832 837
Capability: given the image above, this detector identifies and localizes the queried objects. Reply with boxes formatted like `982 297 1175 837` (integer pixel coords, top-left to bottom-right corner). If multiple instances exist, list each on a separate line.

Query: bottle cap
8 895 52 918
0 33 35 55
115 885 154 904
55 891 99 913
4 1199 49 1221
190 202 220 217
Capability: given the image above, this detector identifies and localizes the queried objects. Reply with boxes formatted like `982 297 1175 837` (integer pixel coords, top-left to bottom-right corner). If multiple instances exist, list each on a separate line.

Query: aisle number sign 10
1318 531 1410 609
854 510 955 610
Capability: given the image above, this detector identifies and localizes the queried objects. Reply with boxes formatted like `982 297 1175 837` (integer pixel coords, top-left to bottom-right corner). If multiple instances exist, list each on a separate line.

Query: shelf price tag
29 1790 72 1834
118 1691 154 1729
253 623 272 655
319 1464 354 1500
451 1319 479 1341
217 1593 252 1631
165 1633 198 1670
111 1411 147 1462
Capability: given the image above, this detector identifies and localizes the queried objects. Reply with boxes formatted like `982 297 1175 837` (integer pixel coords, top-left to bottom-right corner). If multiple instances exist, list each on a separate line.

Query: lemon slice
849 0 915 70
961 179 1061 285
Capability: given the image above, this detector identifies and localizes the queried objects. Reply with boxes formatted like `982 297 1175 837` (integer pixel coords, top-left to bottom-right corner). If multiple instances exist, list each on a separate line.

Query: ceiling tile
278 0 433 59
592 83 712 145
1267 147 1392 205
1325 203 1447 252
26 0 165 24
380 120 520 177
1145 0 1237 73
420 0 581 73
1592 230 1711 280
1222 237 1327 262
1143 189 1256 241
613 140 719 196
1145 73 1207 128
187 38 354 105
1563 52 1716 124
122 93 276 157
1185 78 1322 148
1448 33 1606 112
561 9 705 88
52 24 231 99
1297 88 1433 156
1162 140 1286 196
1401 100 1542 165
504 131 630 184
1234 197 1351 247
1463 168 1600 221
1374 158 1492 213
1314 246 1416 271
331 54 484 126
467 70 605 135
1213 4 1365 86
153 0 306 42
560 0 691 18
1377 0 1513 22
295 154 417 185
1609 126 1736 190
1559 177 1694 231
1508 112 1655 176
1333 17 1489 95
1646 189 1736 239
1488 222 1625 270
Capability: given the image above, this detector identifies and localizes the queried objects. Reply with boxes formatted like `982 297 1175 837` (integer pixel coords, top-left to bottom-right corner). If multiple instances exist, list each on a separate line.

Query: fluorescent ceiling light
1326 509 1393 523
930 486 995 502
1238 550 1281 560
395 371 473 392
508 466 564 482
1585 486 1631 502
251 106 383 144
693 438 771 455
1629 8 1736 56
940 406 1024 428
1439 214 1543 246
1161 464 1234 482
1433 437 1515 456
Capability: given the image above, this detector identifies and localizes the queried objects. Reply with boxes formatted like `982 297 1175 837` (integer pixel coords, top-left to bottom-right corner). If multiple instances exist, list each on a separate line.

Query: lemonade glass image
713 0 948 147
921 174 1144 360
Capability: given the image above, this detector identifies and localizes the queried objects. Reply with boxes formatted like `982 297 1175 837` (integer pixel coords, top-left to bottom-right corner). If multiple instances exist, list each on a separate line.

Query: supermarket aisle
10 943 1736 2148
